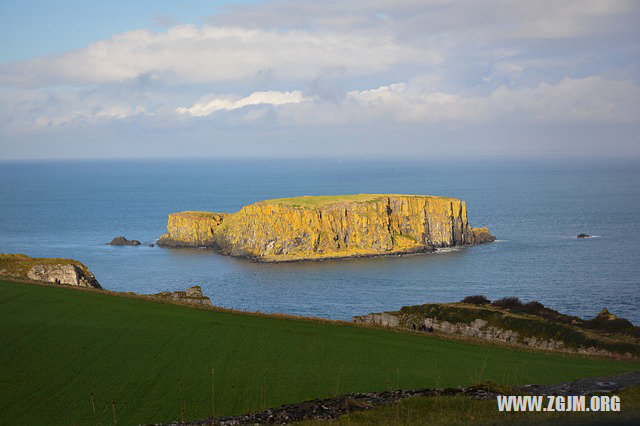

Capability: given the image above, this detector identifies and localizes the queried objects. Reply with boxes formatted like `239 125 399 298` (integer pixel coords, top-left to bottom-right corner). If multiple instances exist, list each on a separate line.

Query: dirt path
175 371 640 425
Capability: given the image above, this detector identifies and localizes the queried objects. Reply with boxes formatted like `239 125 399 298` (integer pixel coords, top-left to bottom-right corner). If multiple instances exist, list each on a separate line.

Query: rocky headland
0 253 102 288
151 285 212 305
353 297 640 359
157 194 495 262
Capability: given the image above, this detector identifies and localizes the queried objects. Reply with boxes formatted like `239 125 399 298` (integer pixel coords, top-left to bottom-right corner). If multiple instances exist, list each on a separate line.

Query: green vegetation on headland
266 193 386 207
0 253 101 288
1 280 638 425
0 253 92 278
354 296 640 358
264 193 450 208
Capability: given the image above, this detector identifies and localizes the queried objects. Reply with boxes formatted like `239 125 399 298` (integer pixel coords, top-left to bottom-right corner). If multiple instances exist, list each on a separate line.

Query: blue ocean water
1 158 638 323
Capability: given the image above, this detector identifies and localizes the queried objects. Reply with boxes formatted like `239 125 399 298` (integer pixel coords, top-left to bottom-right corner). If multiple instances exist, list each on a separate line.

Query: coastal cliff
158 194 495 262
0 254 101 288
353 299 640 359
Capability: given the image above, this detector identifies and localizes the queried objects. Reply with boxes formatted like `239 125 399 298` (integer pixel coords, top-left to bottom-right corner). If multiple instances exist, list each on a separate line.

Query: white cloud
0 25 434 88
33 105 147 128
4 76 637 133
177 90 312 117
1 0 639 159
278 76 640 125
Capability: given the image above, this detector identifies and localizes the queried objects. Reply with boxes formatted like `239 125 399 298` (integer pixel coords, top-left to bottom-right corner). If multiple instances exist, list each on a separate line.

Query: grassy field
1 280 638 425
264 193 449 208
301 386 640 425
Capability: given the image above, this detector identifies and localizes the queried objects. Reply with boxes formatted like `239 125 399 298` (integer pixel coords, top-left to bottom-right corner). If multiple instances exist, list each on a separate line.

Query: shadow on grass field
1 280 638 424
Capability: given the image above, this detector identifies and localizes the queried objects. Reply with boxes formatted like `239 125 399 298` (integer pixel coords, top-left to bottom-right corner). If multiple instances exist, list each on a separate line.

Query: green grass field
1 280 638 424
264 193 449 208
301 386 640 425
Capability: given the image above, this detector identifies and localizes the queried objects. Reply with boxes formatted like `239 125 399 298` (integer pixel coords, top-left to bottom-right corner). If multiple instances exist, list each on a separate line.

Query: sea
1 158 639 324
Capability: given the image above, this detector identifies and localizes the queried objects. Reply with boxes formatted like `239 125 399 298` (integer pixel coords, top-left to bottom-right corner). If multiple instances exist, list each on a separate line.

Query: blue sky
1 0 639 159
0 1 259 61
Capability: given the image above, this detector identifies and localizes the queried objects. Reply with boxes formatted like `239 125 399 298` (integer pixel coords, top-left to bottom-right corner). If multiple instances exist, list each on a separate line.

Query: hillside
157 194 495 261
354 298 640 359
1 280 637 424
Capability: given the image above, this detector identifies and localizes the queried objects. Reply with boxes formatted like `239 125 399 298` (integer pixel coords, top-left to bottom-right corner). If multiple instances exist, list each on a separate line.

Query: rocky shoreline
353 299 640 360
151 286 212 305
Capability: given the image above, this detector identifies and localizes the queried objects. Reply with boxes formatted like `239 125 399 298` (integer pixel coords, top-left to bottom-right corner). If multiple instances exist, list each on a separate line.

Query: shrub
461 295 491 305
492 297 523 309
521 301 545 315
584 317 637 334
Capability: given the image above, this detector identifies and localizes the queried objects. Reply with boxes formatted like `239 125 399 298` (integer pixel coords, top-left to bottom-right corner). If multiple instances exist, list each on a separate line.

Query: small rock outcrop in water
0 254 101 289
157 194 495 262
151 286 211 305
576 233 592 238
108 236 141 245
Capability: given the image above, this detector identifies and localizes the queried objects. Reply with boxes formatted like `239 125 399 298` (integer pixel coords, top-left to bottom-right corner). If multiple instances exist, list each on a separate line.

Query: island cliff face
158 194 495 262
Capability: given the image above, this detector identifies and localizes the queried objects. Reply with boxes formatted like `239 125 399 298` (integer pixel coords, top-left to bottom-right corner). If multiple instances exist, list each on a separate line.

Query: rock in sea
108 236 141 245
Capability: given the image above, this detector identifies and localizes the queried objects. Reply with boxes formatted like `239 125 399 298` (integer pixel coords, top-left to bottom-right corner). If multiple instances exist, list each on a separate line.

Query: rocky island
108 236 141 245
157 194 495 262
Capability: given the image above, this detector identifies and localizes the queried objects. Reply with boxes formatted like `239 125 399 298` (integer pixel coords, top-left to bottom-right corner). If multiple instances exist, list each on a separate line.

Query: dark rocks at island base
108 236 141 246
0 253 102 289
151 285 211 305
576 233 592 239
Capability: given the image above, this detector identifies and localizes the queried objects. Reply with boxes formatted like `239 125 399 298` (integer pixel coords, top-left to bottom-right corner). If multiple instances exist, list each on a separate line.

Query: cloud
177 90 312 117
3 76 638 134
0 25 433 88
1 0 639 159
277 76 640 125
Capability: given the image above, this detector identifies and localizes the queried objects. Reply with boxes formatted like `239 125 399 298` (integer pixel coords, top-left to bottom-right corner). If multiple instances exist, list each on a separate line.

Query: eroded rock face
151 285 211 305
27 264 101 288
597 308 618 321
1 253 102 289
353 310 636 359
157 194 495 261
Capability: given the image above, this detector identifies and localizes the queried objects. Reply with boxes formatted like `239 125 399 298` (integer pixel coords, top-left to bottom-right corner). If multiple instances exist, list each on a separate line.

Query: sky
1 0 639 160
